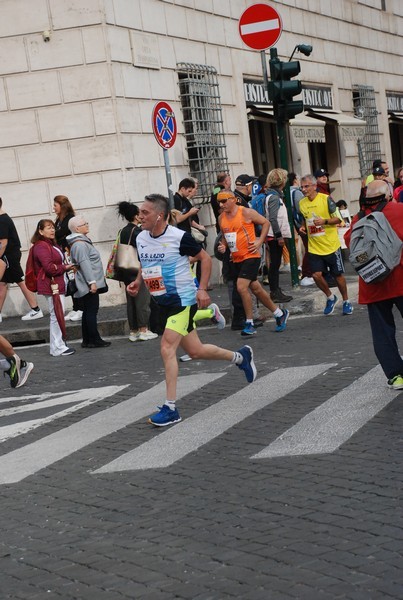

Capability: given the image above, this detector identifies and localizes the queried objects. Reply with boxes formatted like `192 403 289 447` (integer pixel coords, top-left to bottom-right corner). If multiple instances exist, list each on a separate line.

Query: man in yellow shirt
299 174 353 316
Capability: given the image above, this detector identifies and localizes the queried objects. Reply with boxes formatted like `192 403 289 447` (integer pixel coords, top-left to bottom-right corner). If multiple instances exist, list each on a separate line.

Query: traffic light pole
269 47 300 288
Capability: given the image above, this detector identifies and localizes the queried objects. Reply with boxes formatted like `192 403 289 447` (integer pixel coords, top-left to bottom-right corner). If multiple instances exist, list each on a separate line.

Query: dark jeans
81 292 103 344
367 296 403 380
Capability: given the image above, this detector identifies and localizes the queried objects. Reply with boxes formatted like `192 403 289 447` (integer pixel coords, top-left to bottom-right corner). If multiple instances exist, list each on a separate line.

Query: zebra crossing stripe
0 373 224 485
0 387 129 443
93 363 334 474
252 364 400 459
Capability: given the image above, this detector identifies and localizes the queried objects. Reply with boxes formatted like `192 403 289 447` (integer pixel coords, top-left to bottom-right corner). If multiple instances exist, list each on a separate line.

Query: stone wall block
7 71 61 109
0 0 48 38
131 134 161 168
82 26 107 64
0 38 28 75
18 143 71 180
0 111 39 147
28 30 83 71
38 103 94 142
141 0 167 35
0 149 19 183
112 0 142 29
70 136 121 174
0 180 49 217
116 99 142 133
60 64 112 103
107 26 132 63
92 99 117 135
0 80 7 111
165 4 188 39
48 173 105 209
149 69 177 101
102 170 128 207
49 0 103 29
121 65 151 99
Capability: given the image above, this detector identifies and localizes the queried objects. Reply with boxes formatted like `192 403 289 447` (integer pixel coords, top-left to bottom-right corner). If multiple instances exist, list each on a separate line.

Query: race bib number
307 217 325 237
142 266 166 296
224 232 238 253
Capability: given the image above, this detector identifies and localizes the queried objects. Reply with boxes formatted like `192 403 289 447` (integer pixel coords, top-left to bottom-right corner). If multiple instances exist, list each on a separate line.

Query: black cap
314 168 329 178
235 174 254 186
372 166 385 176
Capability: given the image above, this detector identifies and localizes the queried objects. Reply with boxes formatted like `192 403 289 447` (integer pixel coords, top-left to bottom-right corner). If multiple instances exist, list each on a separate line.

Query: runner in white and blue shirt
136 224 200 307
127 193 257 427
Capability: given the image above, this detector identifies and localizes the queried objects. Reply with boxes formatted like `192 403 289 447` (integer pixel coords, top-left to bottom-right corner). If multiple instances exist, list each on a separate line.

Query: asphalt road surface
0 305 402 600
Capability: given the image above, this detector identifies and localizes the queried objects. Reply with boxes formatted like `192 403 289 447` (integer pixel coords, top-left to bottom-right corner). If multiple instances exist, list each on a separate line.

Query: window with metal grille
176 63 229 204
353 85 381 177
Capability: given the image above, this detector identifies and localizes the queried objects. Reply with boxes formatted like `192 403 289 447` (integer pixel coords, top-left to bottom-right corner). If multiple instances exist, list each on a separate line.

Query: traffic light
268 48 304 122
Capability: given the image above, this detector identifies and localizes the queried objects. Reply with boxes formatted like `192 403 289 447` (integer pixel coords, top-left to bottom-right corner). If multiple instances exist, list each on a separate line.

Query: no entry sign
152 101 177 149
239 3 283 51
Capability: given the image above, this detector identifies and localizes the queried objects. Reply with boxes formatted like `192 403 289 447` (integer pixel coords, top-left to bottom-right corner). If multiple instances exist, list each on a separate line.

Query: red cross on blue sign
152 101 177 149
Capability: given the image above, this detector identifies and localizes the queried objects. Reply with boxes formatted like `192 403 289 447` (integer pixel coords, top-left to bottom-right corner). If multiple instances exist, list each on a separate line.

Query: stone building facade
0 0 402 314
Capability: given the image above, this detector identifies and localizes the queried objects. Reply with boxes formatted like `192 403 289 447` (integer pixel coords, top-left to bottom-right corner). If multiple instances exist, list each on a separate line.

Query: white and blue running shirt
136 225 202 307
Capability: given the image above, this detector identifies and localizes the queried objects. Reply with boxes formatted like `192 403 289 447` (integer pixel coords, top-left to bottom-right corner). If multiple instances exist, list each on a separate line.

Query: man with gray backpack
345 180 403 390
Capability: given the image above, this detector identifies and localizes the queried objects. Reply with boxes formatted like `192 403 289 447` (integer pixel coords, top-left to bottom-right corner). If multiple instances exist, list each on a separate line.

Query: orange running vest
220 206 260 263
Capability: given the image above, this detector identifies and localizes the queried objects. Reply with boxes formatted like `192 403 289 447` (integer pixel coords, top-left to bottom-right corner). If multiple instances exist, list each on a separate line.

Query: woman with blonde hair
265 168 293 303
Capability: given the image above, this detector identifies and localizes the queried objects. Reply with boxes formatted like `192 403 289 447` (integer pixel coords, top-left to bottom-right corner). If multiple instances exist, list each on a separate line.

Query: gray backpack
349 202 403 284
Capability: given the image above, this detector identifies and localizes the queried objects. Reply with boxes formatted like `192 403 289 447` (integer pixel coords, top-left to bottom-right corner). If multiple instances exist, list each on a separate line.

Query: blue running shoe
148 405 181 427
324 294 338 316
241 323 257 336
236 345 257 383
275 308 289 332
342 300 353 315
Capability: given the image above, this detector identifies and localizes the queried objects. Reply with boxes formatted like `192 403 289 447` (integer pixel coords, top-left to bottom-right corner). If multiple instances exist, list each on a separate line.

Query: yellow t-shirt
299 193 341 255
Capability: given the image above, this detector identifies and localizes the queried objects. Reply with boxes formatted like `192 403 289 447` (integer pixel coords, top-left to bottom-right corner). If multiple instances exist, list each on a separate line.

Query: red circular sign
152 101 177 149
239 3 283 51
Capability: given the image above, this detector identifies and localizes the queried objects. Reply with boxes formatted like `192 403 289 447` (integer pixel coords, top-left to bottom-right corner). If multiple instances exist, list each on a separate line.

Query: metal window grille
176 63 229 204
352 85 381 177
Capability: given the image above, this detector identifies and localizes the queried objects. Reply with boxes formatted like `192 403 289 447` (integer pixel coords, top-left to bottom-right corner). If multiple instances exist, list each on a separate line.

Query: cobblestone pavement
0 302 402 599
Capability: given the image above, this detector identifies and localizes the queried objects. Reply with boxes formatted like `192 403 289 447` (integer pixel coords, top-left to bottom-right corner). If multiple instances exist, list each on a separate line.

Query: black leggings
267 239 283 292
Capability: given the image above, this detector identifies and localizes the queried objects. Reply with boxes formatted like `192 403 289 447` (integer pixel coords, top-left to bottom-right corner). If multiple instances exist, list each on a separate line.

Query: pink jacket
32 239 66 295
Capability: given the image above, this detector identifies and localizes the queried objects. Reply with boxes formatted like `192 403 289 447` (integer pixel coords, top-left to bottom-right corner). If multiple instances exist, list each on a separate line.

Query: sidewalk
2 270 359 346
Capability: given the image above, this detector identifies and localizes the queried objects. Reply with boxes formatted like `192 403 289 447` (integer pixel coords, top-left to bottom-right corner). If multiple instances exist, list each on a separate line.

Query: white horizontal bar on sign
240 18 280 36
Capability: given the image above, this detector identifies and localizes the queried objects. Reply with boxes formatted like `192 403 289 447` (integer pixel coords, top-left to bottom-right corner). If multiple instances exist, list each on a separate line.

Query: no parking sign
152 101 177 149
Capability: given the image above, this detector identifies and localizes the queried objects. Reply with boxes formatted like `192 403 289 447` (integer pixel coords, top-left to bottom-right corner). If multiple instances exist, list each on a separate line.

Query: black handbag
65 277 78 297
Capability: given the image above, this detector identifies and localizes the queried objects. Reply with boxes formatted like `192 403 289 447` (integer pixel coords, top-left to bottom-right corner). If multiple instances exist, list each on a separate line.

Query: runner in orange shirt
217 191 289 335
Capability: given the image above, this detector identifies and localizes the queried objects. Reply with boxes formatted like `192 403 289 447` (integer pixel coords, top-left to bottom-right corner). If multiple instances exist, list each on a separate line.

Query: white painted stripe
240 18 279 36
0 386 129 443
252 365 399 459
0 373 224 484
94 364 334 473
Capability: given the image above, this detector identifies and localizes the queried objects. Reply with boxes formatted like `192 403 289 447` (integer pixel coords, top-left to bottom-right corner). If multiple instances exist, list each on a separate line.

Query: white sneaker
209 303 226 329
0 313 2 323
129 332 140 342
21 308 44 321
179 354 192 362
279 263 291 273
138 330 158 341
300 277 315 287
69 310 83 321
65 311 75 321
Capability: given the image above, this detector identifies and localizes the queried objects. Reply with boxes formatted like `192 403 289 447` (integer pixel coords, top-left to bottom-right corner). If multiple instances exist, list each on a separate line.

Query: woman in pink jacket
31 219 75 357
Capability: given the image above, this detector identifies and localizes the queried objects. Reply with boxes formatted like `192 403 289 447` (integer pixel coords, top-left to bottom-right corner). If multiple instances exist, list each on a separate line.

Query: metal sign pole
163 149 174 210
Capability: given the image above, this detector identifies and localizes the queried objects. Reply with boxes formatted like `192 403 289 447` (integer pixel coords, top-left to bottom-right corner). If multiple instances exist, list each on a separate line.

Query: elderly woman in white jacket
66 215 111 349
